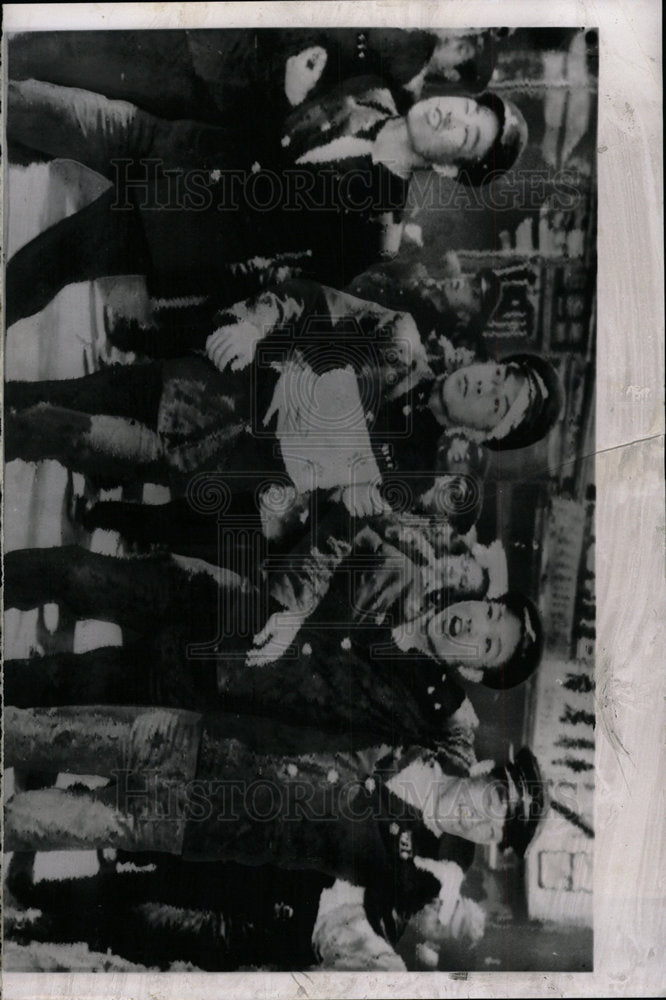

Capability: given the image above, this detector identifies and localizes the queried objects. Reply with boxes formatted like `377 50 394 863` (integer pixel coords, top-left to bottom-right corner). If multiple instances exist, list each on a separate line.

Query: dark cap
492 747 548 856
485 353 564 451
482 591 544 690
458 93 528 187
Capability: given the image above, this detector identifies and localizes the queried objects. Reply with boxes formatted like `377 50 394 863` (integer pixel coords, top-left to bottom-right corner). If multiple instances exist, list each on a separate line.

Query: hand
246 610 305 666
341 481 391 518
285 46 328 106
206 321 262 373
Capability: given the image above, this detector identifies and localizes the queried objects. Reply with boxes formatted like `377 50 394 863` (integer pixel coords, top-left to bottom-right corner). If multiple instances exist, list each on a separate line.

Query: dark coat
183 712 468 911
155 278 440 492
129 76 412 297
8 28 437 124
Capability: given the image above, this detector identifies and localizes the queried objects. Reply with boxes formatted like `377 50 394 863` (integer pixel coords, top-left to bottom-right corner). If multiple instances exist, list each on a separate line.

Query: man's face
440 274 483 319
412 895 486 946
436 774 507 843
427 599 521 669
428 35 477 73
436 434 475 472
439 363 525 432
407 97 499 165
441 553 485 596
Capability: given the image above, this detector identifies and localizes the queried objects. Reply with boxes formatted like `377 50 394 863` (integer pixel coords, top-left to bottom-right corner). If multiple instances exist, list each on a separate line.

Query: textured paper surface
1 1 663 996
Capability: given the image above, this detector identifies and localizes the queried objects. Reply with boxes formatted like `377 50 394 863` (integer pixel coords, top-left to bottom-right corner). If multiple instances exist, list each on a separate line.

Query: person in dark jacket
6 832 485 972
5 704 547 897
3 542 542 765
7 28 500 127
5 282 562 504
6 76 528 324
5 850 334 970
346 253 498 359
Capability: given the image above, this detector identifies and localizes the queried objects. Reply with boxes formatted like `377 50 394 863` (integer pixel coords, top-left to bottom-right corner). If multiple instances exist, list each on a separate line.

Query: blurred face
436 434 474 471
441 553 485 596
412 895 485 947
407 97 499 165
436 774 507 843
441 275 483 318
428 35 477 73
438 363 525 432
427 599 521 669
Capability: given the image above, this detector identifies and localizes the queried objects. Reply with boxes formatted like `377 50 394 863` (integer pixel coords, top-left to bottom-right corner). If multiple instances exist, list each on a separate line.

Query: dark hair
484 353 564 451
421 30 496 95
421 471 484 535
449 31 496 93
481 592 544 690
491 747 548 856
455 93 528 187
436 430 490 480
428 564 490 610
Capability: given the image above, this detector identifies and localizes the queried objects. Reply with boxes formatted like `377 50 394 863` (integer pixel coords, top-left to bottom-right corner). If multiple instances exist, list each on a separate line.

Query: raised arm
206 279 431 396
205 279 324 372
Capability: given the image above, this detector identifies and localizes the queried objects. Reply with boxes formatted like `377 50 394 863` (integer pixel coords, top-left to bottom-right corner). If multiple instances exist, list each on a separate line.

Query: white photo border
1 1 663 997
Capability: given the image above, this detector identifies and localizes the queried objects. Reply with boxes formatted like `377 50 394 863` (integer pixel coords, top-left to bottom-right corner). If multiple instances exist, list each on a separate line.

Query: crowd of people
5 27 565 971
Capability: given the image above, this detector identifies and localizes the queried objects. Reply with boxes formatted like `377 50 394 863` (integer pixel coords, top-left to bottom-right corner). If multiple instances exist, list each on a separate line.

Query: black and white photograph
0 3 662 995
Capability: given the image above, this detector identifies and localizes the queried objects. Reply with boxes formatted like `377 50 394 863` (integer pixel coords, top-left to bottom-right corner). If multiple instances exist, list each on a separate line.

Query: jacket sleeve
266 494 356 616
318 285 432 397
213 279 432 401
208 279 325 355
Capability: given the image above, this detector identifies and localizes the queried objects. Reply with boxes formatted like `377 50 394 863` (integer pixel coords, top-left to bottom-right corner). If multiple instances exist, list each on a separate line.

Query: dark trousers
5 362 164 427
4 364 168 484
3 545 272 711
5 78 269 323
5 187 151 328
7 31 217 122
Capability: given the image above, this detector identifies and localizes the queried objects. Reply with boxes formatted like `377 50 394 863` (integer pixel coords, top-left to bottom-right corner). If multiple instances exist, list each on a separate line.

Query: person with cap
383 745 547 853
431 353 565 450
345 252 497 366
6 28 499 131
6 842 481 972
200 282 560 454
3 536 541 774
4 705 548 914
6 73 528 326
3 275 508 507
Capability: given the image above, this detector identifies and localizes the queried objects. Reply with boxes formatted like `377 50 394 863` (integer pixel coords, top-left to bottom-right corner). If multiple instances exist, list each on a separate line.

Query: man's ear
457 664 484 684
